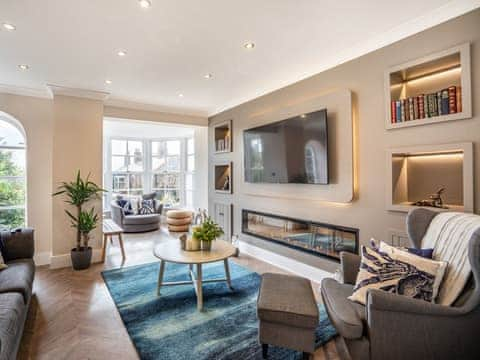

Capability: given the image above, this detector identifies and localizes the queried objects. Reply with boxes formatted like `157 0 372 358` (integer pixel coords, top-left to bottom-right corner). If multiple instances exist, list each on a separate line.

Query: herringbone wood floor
18 227 342 360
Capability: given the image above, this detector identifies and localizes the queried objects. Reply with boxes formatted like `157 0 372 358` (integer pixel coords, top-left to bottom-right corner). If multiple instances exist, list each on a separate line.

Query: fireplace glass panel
242 210 358 260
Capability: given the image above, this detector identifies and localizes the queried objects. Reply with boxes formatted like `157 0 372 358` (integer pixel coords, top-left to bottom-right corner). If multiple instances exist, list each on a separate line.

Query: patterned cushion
138 200 155 215
349 243 447 305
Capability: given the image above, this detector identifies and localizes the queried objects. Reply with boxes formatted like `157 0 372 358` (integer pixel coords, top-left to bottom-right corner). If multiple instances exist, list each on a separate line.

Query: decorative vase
201 240 212 251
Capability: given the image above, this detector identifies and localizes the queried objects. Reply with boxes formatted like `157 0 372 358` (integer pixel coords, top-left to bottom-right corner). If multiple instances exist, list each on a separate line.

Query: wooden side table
102 219 125 262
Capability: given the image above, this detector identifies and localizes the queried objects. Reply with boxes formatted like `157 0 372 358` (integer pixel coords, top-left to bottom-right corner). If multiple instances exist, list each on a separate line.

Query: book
400 99 406 122
418 94 425 119
395 100 401 122
448 86 457 114
408 97 414 120
404 99 410 121
437 91 442 115
391 101 396 123
456 86 462 113
441 89 449 115
427 93 438 117
413 96 419 120
423 95 428 118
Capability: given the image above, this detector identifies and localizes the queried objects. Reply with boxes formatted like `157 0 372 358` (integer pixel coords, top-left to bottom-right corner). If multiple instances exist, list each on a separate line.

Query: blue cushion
117 199 134 215
407 247 434 259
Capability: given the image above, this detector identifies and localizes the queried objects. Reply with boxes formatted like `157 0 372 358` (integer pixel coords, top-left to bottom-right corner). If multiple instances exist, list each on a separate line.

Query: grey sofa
111 193 162 233
321 208 480 360
0 228 35 360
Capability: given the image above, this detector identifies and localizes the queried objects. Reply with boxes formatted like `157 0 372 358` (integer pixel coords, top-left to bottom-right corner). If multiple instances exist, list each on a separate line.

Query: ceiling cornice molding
209 0 480 116
47 84 110 101
105 97 209 118
0 83 52 99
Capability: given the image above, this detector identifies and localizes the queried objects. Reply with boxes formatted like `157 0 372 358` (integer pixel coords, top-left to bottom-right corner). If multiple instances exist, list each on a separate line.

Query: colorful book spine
391 101 396 123
395 100 401 122
408 97 414 120
441 89 449 115
448 86 457 114
423 95 428 118
413 96 419 120
437 91 442 115
400 99 406 122
456 86 462 113
428 93 438 117
418 94 425 119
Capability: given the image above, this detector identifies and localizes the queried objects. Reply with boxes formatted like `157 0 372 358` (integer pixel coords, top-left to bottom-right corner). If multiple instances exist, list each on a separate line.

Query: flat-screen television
243 109 328 184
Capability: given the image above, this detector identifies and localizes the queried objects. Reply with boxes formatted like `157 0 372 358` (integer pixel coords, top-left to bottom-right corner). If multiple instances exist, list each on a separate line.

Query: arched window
0 113 26 230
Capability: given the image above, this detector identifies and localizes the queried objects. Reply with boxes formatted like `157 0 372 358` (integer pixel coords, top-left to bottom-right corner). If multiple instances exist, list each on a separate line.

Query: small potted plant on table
192 217 224 251
53 171 104 270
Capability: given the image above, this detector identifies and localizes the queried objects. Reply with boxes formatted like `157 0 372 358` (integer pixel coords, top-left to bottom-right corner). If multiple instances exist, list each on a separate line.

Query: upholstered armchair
321 208 480 360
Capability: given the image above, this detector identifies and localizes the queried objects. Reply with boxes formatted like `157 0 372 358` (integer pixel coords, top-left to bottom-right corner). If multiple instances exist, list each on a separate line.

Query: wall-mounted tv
243 109 328 184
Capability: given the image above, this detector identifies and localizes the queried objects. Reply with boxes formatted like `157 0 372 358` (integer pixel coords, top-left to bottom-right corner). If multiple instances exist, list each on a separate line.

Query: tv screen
243 109 328 184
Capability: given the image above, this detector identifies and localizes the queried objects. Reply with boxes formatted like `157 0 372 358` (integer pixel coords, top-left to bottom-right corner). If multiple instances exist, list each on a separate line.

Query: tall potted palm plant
53 171 104 270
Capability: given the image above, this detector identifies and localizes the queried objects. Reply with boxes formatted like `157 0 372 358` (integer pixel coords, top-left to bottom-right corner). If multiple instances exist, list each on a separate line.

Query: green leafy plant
53 171 105 250
192 216 224 242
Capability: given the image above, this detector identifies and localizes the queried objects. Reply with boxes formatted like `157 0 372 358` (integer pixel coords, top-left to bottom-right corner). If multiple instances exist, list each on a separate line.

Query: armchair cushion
0 259 34 304
321 278 365 340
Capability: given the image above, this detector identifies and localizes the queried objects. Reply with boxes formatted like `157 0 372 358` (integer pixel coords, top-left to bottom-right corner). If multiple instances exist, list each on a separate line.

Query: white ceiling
0 0 479 116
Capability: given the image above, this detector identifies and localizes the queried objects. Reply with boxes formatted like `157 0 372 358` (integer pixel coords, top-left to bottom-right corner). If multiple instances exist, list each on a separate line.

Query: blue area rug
102 261 337 360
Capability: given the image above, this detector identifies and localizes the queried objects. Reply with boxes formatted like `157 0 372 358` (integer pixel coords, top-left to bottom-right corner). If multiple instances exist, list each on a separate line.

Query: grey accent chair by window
320 208 480 360
111 192 163 233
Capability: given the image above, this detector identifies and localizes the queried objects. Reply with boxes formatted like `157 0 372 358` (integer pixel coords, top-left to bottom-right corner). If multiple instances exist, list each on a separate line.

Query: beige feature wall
208 10 480 272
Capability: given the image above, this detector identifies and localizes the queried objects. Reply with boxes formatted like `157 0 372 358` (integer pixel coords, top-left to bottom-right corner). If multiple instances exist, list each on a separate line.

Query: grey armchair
321 208 480 360
110 193 163 233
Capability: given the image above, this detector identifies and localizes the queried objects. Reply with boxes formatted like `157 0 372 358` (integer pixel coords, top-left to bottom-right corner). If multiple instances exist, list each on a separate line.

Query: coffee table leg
224 259 233 290
196 263 203 311
157 260 165 296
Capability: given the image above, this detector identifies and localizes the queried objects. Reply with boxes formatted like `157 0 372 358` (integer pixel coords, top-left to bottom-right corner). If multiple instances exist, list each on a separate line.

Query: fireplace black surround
242 209 359 261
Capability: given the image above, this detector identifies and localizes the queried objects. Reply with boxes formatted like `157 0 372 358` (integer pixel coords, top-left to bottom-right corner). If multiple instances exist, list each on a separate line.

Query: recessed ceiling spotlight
244 42 255 49
178 93 184 97
117 50 127 57
204 73 213 79
105 80 112 84
18 64 29 71
138 0 152 8
2 23 16 31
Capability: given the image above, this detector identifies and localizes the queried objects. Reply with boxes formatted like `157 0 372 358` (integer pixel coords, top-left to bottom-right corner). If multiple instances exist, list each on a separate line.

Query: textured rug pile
102 261 337 360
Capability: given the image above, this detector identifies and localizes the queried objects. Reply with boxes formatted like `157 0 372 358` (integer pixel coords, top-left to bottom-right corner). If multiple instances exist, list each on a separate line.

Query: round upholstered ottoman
166 209 192 232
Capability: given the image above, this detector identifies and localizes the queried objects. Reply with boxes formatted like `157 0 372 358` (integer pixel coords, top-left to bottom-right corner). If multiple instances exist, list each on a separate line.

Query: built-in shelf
214 162 232 194
385 43 471 130
213 120 232 153
386 143 473 213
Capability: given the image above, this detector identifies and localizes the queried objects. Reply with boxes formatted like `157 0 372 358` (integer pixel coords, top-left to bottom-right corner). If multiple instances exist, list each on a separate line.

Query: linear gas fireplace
242 209 359 261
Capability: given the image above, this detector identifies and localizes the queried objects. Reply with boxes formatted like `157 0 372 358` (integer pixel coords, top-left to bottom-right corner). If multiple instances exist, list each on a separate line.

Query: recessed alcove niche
214 162 232 194
386 143 473 212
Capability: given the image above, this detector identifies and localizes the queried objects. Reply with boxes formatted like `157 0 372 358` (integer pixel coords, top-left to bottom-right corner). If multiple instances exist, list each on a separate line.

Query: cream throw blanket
422 212 480 305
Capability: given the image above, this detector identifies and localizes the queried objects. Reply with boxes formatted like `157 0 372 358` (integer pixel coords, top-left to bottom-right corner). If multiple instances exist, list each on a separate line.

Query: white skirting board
49 248 103 269
239 241 333 284
33 251 51 266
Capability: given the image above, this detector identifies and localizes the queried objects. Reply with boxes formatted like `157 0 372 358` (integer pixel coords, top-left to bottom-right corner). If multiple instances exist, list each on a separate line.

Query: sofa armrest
155 201 163 215
110 202 125 226
340 252 361 285
0 228 35 261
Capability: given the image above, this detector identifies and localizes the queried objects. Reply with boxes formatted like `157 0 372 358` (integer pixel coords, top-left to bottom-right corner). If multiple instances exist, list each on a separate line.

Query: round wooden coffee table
153 240 237 311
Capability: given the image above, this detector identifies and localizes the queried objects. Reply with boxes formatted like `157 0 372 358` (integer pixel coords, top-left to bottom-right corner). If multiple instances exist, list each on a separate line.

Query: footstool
257 273 319 359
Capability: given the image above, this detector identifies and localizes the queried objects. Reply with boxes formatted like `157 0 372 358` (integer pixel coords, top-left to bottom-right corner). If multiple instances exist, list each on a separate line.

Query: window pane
112 140 127 155
128 156 143 172
157 190 180 205
127 141 142 156
0 149 25 176
167 140 180 155
112 156 128 172
152 173 179 189
0 208 25 231
186 190 193 208
167 156 179 171
187 155 195 172
0 121 24 148
152 141 165 157
185 173 193 191
129 174 143 190
187 138 194 155
152 156 166 172
0 178 25 207
112 174 128 191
